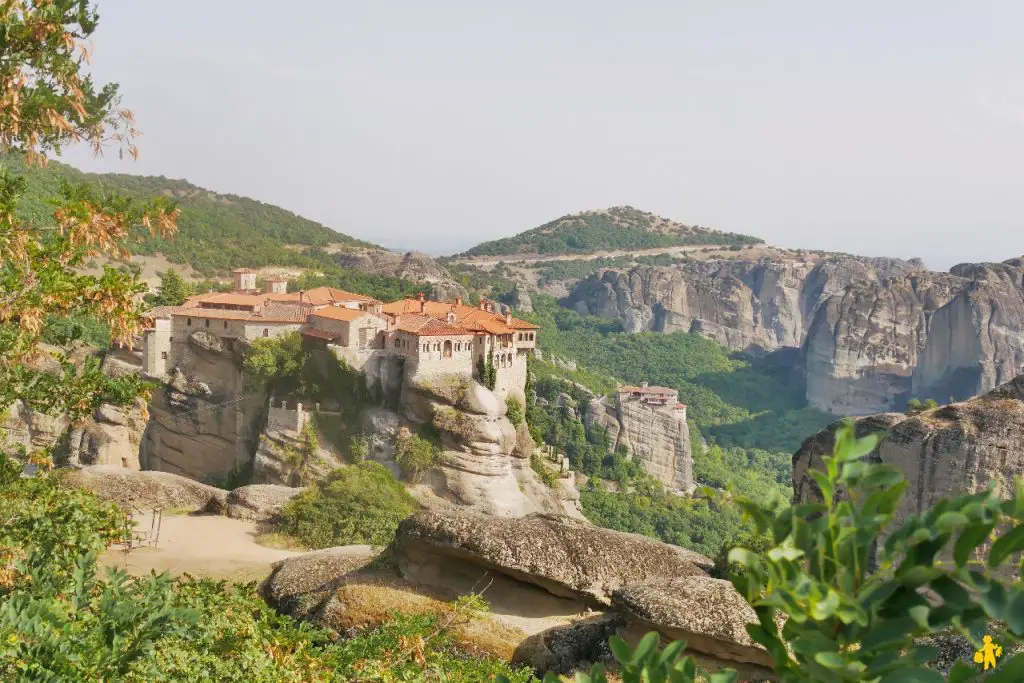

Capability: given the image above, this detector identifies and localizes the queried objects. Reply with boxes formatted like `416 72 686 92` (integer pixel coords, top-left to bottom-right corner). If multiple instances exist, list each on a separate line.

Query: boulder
226 484 303 522
63 465 227 513
459 380 504 418
260 545 378 619
512 614 622 675
612 576 775 676
393 508 711 605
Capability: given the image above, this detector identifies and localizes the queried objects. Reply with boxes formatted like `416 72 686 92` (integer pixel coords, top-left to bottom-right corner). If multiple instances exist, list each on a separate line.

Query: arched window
443 340 452 358
263 328 269 337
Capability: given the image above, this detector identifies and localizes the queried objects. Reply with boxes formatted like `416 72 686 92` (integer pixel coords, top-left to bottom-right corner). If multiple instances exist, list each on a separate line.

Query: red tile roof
393 314 473 337
619 385 677 396
171 303 309 324
267 287 381 307
301 327 341 340
312 306 376 322
381 298 539 334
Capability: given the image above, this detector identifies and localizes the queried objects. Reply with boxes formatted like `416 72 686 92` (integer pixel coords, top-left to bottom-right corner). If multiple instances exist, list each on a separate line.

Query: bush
530 452 558 488
394 431 442 480
505 395 524 426
278 462 418 548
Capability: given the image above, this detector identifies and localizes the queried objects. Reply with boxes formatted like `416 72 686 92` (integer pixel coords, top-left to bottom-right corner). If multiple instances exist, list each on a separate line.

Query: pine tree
154 268 191 306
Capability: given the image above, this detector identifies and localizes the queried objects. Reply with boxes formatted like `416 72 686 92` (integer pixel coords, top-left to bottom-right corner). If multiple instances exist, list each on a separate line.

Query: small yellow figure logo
973 635 1003 670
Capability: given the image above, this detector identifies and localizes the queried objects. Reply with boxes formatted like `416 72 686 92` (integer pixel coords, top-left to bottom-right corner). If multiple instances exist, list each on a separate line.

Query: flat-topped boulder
260 545 378 619
612 576 776 677
393 508 711 605
63 465 227 513
226 484 303 522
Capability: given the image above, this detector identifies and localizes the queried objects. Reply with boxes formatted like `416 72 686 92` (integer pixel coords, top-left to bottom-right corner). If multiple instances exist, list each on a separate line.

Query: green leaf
656 640 687 667
946 661 978 683
813 651 846 669
955 523 995 566
630 631 659 665
1006 588 1024 636
986 651 1024 683
878 667 945 683
988 524 1024 568
608 635 633 665
937 511 970 533
707 671 738 683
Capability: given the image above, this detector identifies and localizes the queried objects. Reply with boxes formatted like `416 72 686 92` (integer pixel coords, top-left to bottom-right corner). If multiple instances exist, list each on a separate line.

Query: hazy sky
64 1 1024 269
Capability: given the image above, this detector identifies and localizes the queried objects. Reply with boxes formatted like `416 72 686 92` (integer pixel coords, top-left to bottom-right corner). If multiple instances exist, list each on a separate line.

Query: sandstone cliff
585 396 692 490
140 332 267 481
793 374 1024 561
569 255 1024 414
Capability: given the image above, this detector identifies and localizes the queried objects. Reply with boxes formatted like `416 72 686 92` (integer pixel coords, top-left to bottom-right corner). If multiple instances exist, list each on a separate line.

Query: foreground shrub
278 462 418 548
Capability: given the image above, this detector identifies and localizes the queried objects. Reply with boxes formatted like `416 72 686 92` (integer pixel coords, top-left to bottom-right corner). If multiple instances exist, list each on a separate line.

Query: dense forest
458 205 762 257
2 154 375 275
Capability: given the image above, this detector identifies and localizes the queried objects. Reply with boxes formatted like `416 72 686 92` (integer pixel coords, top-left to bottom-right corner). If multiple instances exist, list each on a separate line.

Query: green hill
3 154 376 276
458 205 763 257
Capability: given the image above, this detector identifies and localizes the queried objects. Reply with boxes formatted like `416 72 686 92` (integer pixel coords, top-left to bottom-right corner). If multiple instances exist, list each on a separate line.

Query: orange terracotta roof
232 268 255 273
312 306 375 322
393 314 472 337
144 306 178 320
381 298 539 334
267 287 381 307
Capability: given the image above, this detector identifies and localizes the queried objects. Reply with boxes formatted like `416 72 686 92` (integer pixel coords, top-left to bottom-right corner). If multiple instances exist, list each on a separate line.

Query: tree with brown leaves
1 0 179 465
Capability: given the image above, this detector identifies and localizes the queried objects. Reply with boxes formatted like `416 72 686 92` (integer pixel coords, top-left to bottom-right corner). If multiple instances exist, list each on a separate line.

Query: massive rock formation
793 374 1024 555
569 255 1024 414
393 509 711 605
64 465 228 513
140 333 267 481
585 396 692 490
400 376 582 518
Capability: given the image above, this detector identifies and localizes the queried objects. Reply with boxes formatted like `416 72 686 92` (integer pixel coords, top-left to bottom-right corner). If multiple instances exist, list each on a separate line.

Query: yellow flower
7 633 17 644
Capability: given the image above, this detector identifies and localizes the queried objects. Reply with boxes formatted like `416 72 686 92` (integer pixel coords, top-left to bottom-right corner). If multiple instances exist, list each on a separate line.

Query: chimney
641 381 649 389
480 300 487 311
418 292 425 302
455 297 463 306
299 290 304 304
505 312 512 325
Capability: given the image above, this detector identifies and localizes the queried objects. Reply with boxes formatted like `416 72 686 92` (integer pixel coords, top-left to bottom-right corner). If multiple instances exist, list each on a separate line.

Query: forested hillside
2 154 375 275
458 205 762 257
520 293 834 558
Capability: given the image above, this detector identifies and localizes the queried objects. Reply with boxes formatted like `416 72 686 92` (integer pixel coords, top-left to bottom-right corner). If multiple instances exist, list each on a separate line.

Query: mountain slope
3 154 375 276
458 206 762 258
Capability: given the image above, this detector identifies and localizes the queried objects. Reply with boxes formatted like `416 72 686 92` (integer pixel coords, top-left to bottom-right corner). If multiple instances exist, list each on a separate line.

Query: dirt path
100 514 299 582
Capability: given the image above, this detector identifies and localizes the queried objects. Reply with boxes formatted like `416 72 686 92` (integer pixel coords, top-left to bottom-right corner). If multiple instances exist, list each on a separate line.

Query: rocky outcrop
570 255 1024 414
393 508 711 605
334 249 468 300
63 465 228 513
793 374 1024 563
567 256 919 353
260 545 378 620
586 396 692 490
402 376 581 518
225 484 303 522
140 335 267 481
251 429 343 487
613 576 775 677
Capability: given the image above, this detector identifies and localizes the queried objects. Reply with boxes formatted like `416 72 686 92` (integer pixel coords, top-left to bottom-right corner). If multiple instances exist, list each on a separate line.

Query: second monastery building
143 269 539 399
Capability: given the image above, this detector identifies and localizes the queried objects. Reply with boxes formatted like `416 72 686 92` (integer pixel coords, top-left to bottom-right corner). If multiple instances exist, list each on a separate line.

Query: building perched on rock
142 277 539 401
586 382 692 490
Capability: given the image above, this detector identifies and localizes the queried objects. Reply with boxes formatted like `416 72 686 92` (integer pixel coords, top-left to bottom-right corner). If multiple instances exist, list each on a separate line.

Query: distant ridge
3 154 376 276
457 205 762 258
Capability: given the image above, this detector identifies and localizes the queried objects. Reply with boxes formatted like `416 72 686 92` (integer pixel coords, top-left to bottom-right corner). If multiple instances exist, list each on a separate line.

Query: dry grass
254 531 309 552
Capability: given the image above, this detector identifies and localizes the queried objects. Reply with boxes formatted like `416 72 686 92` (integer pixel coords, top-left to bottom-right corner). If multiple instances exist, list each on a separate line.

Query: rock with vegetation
62 465 228 513
393 508 712 605
225 484 303 522
401 376 576 518
333 248 469 300
260 545 378 620
612 576 775 677
793 374 1024 568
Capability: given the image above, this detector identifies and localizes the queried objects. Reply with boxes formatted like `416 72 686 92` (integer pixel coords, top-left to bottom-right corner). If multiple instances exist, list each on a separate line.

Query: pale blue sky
65 1 1024 268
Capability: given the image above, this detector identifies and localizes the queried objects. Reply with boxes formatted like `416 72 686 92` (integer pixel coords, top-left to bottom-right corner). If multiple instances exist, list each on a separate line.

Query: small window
160 351 168 360
187 318 192 326
223 320 228 329
205 319 210 328
263 328 269 337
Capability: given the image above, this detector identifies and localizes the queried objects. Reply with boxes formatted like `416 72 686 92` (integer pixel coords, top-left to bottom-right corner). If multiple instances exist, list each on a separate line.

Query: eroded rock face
613 576 775 676
63 465 228 513
141 336 267 481
585 397 692 490
393 508 711 605
793 375 1024 564
569 255 1024 415
402 376 581 518
251 430 343 487
225 484 303 522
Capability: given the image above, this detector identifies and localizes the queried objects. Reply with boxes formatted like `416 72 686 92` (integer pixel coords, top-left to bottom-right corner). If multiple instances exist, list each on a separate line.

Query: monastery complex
143 269 539 399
